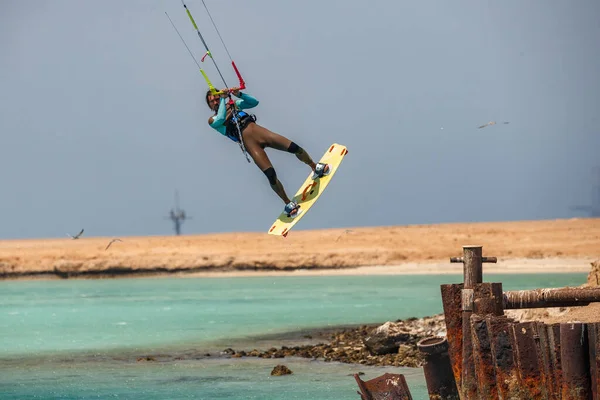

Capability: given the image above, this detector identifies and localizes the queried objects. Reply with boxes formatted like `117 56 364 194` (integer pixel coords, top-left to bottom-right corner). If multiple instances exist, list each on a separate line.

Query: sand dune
1 218 598 279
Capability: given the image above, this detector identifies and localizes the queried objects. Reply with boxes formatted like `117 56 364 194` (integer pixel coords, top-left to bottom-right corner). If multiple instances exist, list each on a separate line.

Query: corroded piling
449 245 497 400
436 245 600 399
461 289 478 399
546 324 563 400
440 284 464 390
511 321 549 399
537 320 555 400
470 315 498 399
417 337 459 400
504 287 600 309
560 322 592 399
589 322 600 400
469 282 504 400
487 315 521 399
355 373 413 400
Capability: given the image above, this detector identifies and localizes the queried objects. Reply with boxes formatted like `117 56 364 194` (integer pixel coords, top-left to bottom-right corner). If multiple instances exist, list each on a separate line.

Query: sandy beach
1 217 598 279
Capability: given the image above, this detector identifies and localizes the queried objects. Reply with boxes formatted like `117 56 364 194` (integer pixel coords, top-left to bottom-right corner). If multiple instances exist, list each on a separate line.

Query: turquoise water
0 273 586 399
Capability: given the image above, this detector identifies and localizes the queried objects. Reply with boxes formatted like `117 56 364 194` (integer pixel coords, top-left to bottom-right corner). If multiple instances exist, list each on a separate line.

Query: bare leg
294 147 317 171
245 124 317 171
269 178 291 204
242 133 291 205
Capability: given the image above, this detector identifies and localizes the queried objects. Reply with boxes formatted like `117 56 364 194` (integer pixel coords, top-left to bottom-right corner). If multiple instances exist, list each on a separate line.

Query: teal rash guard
209 93 259 140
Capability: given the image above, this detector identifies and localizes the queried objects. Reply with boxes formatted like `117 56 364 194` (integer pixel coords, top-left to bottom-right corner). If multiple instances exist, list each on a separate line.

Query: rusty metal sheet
511 321 549 399
488 315 520 399
354 373 413 400
560 322 592 400
538 322 560 400
440 283 463 390
588 322 600 400
470 315 498 399
546 323 563 400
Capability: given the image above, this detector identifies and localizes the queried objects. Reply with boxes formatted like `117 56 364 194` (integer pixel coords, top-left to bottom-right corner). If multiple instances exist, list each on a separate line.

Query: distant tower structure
166 190 191 235
571 166 600 217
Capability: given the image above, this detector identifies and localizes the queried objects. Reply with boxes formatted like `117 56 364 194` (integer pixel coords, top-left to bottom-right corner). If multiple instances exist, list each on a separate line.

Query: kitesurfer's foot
284 201 301 218
311 163 331 180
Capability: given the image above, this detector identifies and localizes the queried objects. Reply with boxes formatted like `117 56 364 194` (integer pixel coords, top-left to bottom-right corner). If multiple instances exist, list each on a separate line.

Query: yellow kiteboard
268 143 348 237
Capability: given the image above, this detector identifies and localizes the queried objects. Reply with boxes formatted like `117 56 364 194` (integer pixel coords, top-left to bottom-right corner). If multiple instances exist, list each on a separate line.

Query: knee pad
287 142 300 154
263 167 277 185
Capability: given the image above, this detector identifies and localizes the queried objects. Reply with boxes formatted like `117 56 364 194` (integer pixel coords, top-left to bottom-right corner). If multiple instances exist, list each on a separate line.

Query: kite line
166 1 250 162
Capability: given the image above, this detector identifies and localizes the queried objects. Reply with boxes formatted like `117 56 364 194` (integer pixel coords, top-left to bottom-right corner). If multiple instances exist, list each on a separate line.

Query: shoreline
1 218 598 280
180 257 594 278
0 257 594 281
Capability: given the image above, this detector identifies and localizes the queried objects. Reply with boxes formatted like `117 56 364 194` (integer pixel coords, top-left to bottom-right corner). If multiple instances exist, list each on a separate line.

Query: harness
225 110 256 143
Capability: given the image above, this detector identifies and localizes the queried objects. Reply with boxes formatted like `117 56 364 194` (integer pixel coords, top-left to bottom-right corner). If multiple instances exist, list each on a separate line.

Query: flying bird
105 238 123 250
67 229 84 240
478 121 510 129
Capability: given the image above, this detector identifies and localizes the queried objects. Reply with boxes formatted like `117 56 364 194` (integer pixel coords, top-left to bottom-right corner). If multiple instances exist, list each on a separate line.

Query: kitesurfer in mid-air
206 88 330 218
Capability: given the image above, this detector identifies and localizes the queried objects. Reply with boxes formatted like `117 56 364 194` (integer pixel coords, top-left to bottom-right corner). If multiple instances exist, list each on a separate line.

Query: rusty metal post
511 321 549 399
460 289 477 400
487 315 521 399
450 245 497 400
470 315 499 399
440 284 464 392
503 287 600 309
546 324 563 400
462 245 483 288
560 322 592 399
589 322 600 400
417 337 459 400
449 245 497 289
354 373 413 400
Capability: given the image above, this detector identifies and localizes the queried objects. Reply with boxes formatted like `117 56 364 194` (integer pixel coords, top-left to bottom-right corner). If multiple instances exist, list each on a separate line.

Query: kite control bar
207 61 246 95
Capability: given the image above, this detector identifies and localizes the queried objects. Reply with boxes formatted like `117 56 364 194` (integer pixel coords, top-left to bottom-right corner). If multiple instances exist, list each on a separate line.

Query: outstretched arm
233 91 259 110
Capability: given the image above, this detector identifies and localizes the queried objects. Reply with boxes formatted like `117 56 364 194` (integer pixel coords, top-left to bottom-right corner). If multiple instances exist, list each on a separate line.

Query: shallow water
0 273 586 399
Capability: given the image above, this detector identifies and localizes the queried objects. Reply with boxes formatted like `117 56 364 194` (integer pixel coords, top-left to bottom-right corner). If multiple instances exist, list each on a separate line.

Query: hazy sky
1 0 599 239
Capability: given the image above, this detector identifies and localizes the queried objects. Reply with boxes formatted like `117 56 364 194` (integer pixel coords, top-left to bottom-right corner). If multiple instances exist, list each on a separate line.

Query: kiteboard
267 143 348 237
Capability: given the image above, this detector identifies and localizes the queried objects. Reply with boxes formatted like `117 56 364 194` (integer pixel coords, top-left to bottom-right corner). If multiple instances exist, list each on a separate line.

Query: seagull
105 238 123 250
478 121 510 129
67 229 84 240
